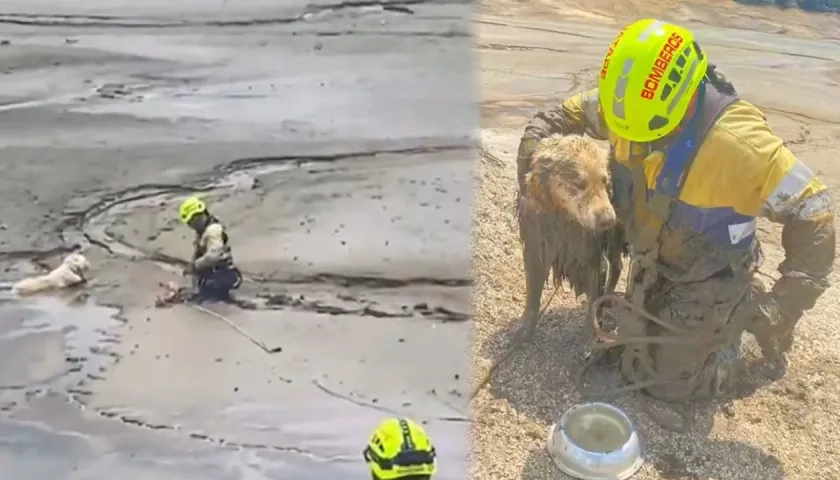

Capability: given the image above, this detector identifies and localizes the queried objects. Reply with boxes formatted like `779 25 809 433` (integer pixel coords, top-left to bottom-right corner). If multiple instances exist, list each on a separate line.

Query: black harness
194 216 233 270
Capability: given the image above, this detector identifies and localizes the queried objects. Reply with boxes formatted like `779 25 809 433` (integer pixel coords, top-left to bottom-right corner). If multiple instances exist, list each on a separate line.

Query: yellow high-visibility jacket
517 82 835 318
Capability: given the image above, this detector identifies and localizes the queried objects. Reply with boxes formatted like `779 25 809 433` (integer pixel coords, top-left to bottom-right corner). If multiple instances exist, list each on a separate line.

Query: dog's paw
70 291 90 304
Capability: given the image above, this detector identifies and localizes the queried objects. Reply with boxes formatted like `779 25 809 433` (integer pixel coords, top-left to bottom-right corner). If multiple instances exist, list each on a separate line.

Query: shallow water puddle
0 296 121 392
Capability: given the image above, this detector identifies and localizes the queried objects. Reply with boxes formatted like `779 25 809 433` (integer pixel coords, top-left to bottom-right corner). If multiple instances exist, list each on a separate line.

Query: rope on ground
188 304 283 354
469 283 561 401
312 379 468 423
576 287 749 432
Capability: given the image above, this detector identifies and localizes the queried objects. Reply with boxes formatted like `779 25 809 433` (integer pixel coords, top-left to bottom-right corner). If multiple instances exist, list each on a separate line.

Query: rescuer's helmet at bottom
364 418 437 480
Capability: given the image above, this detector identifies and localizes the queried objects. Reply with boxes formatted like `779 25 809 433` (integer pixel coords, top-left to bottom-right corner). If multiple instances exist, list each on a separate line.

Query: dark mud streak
0 299 358 462
305 30 470 37
0 0 470 28
144 250 467 290
213 144 472 174
262 292 470 322
66 392 355 462
475 19 599 40
312 379 468 422
477 42 570 54
761 106 840 126
265 273 471 288
59 378 465 463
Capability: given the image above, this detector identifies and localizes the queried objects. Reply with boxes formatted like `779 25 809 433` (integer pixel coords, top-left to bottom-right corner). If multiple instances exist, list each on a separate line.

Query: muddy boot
230 296 258 310
184 291 206 305
643 336 733 402
240 300 258 310
703 345 745 398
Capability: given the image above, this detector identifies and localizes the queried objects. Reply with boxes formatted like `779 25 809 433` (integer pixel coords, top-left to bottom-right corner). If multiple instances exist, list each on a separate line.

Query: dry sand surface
0 1 475 478
471 2 840 480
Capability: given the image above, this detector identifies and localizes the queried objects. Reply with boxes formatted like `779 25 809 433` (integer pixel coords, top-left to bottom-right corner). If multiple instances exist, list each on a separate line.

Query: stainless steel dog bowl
547 402 643 480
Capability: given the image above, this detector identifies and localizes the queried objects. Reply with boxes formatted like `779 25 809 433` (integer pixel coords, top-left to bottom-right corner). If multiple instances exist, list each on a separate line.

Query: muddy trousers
192 266 242 303
620 268 764 402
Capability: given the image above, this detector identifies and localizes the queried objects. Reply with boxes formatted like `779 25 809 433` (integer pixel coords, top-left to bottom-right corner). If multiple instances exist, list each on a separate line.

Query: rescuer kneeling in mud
364 417 437 480
178 196 243 304
515 18 835 402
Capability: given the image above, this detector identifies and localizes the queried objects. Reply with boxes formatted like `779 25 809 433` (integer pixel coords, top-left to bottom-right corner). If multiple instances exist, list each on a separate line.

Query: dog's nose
595 208 617 231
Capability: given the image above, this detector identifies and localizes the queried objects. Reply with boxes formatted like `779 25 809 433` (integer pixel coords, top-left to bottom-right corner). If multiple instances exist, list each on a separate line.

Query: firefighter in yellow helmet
364 418 437 480
178 196 242 304
515 19 835 401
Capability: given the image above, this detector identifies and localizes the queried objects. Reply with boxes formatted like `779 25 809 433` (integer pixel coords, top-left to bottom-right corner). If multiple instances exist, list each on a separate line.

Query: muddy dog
515 134 627 341
12 252 91 296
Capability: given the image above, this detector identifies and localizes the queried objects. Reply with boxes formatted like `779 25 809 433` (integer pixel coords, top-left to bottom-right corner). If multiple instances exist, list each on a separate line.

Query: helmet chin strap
190 212 209 233
658 87 701 147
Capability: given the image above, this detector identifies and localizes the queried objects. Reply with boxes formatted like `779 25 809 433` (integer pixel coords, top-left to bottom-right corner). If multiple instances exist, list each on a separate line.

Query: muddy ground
0 1 475 478
471 3 840 480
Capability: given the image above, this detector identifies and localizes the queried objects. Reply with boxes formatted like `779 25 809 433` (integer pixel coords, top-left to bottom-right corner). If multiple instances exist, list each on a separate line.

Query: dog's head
63 253 91 276
524 135 616 232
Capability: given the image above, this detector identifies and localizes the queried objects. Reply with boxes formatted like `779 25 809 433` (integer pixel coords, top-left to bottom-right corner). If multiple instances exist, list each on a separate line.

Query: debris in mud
262 292 403 317
95 83 138 100
312 379 467 423
69 291 90 304
261 292 468 321
155 281 189 307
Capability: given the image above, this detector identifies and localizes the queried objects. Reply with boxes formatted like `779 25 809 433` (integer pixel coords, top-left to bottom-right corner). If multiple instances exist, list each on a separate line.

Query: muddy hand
776 330 795 353
752 330 782 363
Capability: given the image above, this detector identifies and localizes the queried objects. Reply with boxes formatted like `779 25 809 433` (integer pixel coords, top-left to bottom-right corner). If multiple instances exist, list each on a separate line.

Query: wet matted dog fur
515 134 628 340
12 252 91 296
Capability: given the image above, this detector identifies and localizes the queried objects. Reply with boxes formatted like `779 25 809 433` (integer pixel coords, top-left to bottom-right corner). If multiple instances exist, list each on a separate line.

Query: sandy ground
471 3 840 480
0 1 475 478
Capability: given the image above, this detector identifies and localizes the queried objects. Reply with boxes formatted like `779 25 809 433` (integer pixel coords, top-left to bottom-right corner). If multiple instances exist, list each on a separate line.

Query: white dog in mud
11 252 91 296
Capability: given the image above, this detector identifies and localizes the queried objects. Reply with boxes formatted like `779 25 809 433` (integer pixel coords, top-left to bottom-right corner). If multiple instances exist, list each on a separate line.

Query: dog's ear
523 166 553 211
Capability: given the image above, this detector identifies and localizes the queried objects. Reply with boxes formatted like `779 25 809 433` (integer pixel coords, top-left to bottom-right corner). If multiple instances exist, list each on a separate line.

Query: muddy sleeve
517 89 610 185
756 141 835 319
194 224 229 270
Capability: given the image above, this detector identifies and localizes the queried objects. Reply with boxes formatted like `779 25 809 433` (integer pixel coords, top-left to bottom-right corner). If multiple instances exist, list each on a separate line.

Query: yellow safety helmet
364 418 437 480
178 196 207 224
598 19 708 143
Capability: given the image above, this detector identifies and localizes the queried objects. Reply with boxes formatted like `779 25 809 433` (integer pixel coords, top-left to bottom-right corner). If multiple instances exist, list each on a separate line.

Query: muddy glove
752 274 827 359
751 292 796 360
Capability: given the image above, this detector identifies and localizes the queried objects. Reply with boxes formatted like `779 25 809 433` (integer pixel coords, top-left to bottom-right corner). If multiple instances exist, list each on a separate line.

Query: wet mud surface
0 1 474 478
